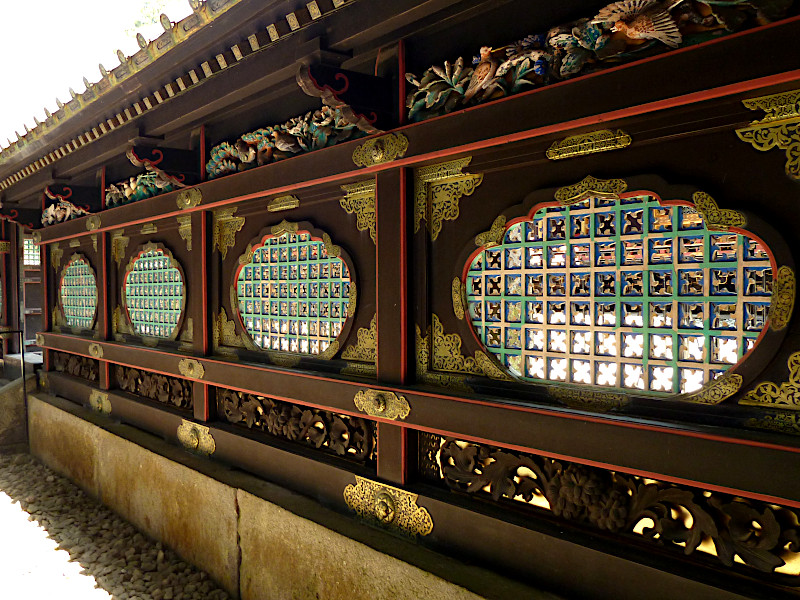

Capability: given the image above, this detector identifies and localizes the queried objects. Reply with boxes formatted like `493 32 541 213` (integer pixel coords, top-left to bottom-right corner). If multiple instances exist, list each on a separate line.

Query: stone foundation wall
27 394 487 600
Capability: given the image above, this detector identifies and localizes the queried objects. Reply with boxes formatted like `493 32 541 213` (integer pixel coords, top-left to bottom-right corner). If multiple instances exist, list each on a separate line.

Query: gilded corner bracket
51 243 64 271
341 314 377 363
353 389 410 420
554 175 627 205
339 180 376 243
177 420 215 456
416 313 512 388
740 351 800 410
177 215 192 251
213 207 245 259
213 308 245 350
735 89 800 180
414 158 484 241
343 476 433 537
111 231 130 267
89 390 112 415
546 129 632 161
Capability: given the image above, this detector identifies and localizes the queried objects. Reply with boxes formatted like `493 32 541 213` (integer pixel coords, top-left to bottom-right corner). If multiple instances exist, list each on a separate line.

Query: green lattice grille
236 230 352 354
124 248 185 338
466 195 773 396
60 256 98 329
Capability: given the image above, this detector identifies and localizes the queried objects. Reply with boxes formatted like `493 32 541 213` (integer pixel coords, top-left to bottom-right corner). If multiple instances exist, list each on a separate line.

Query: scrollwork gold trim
341 314 377 363
352 133 409 167
746 412 800 436
339 180 376 243
88 343 104 359
554 175 627 205
267 195 300 212
213 207 245 260
177 420 215 456
89 390 111 415
683 372 743 405
354 389 410 420
549 386 629 412
474 215 506 247
177 215 192 251
770 265 795 331
691 191 746 230
178 358 204 380
414 158 484 241
740 351 800 410
69 238 80 248
546 129 632 160
140 223 158 235
343 476 433 537
270 220 299 236
736 89 800 180
451 278 465 320
176 188 202 210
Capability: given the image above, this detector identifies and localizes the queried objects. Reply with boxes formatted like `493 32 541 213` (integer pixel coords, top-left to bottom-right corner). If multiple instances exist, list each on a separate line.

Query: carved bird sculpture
463 46 499 102
593 0 686 48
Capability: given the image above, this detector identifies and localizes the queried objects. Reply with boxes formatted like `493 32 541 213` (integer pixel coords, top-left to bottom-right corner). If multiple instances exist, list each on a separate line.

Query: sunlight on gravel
0 454 231 600
0 488 111 599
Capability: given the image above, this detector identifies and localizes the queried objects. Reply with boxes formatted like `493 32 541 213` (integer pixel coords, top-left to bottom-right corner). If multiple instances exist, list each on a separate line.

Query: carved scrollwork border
213 207 245 260
352 133 409 167
546 129 632 161
554 175 627 205
740 351 800 410
339 180 376 243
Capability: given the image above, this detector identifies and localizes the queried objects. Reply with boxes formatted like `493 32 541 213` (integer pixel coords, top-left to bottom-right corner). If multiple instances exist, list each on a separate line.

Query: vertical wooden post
191 210 213 421
8 224 21 355
374 167 410 485
99 231 112 390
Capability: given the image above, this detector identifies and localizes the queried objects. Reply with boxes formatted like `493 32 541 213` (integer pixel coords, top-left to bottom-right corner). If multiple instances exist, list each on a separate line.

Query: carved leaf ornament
234 225 356 357
463 190 779 400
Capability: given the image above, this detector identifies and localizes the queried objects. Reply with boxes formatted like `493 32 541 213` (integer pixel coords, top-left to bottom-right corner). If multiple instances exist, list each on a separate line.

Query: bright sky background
0 0 192 147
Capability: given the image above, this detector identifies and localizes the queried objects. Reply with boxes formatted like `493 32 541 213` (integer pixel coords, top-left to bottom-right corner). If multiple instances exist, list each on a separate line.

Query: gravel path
0 453 232 600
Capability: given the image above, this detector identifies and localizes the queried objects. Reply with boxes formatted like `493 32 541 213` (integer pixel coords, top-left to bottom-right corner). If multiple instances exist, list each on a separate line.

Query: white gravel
0 453 232 600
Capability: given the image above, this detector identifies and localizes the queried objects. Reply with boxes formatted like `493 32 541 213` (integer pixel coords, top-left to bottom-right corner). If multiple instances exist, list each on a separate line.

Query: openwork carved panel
59 254 98 330
233 224 356 358
464 193 776 398
216 388 376 464
53 352 98 382
421 435 800 578
121 244 186 340
115 365 193 410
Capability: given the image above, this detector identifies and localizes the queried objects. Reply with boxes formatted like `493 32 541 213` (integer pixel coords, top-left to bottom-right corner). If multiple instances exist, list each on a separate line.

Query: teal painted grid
124 249 184 338
466 195 773 396
60 257 98 329
236 231 351 354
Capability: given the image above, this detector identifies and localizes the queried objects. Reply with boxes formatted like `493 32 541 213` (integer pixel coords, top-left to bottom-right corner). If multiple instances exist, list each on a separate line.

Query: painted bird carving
463 46 499 102
593 0 686 48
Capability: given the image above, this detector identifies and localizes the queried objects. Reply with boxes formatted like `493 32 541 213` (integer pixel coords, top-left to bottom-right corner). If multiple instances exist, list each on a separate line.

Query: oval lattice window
464 194 775 396
122 244 186 339
234 223 355 357
59 254 98 329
